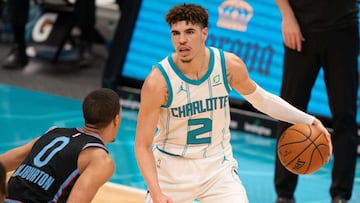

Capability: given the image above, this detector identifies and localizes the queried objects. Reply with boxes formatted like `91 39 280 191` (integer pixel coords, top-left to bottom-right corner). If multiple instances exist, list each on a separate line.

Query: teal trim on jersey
156 146 180 157
155 63 173 108
182 82 191 156
168 47 215 86
162 108 171 151
219 49 231 93
204 78 214 157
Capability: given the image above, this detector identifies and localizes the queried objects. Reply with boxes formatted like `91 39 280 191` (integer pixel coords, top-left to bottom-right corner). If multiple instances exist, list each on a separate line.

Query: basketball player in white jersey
134 3 332 203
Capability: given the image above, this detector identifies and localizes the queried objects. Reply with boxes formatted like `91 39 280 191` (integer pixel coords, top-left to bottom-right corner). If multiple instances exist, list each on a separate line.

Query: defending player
0 88 121 203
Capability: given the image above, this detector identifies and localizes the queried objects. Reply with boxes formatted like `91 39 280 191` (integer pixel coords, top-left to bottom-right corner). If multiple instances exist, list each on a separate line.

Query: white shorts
145 148 249 203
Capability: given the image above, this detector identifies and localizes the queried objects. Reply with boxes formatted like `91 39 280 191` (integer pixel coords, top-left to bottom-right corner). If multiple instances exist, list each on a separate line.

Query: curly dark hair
165 3 208 28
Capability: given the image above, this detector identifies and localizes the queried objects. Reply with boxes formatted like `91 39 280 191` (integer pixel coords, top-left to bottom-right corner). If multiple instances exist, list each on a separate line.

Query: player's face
170 21 208 63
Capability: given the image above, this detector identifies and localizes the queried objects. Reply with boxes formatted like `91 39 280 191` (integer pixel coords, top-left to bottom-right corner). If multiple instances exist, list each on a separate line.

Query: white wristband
243 84 315 125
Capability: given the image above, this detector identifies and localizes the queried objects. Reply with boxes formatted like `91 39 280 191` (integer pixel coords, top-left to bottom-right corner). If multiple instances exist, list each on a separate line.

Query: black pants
7 0 96 46
274 25 359 200
102 0 142 89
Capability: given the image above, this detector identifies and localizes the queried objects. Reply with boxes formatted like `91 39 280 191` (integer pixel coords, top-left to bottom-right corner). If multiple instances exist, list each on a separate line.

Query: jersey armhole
219 49 232 93
82 143 108 153
154 63 173 108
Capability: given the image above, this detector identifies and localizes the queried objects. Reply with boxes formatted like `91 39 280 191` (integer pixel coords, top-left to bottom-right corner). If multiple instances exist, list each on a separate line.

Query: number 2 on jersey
187 118 212 144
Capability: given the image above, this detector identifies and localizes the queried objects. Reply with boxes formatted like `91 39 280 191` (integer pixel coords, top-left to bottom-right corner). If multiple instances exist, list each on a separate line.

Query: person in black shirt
0 88 122 203
274 0 359 203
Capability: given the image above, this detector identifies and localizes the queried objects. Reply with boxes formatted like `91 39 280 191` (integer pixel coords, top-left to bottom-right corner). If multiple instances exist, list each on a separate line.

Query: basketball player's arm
135 68 173 203
225 52 314 124
0 137 39 171
276 0 304 52
67 147 115 203
225 52 332 155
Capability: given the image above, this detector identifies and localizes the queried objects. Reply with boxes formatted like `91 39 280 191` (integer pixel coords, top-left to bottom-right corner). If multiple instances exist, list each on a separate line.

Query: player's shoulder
78 147 115 176
81 147 113 164
92 150 114 172
223 51 240 61
223 51 246 68
143 65 167 93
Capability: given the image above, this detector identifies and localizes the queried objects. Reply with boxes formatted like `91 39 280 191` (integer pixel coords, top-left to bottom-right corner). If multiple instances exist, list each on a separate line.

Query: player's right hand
150 192 174 203
153 196 173 203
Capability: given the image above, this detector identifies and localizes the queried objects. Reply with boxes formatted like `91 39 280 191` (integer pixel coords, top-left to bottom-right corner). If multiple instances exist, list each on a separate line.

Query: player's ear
113 113 121 127
202 27 208 41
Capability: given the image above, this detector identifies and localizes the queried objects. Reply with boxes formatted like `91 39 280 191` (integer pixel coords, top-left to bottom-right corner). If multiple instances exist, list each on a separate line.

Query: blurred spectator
102 0 142 90
2 0 99 69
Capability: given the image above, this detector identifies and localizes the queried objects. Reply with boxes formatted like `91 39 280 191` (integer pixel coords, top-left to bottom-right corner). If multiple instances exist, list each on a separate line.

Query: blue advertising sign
120 0 360 123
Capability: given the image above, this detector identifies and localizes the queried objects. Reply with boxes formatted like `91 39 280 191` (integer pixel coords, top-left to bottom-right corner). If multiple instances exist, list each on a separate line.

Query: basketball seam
287 125 314 171
280 125 313 169
278 124 328 174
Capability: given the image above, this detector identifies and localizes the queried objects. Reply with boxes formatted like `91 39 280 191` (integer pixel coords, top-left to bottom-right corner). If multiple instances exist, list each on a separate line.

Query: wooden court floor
92 182 145 203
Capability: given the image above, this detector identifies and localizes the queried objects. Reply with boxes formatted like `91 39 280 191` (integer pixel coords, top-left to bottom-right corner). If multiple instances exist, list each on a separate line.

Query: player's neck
176 48 209 80
83 124 101 136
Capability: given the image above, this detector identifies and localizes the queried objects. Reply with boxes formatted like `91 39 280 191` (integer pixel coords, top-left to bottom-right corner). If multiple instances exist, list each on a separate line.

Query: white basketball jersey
154 47 233 159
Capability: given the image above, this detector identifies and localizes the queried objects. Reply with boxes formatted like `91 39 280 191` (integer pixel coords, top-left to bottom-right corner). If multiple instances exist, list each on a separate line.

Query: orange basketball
277 123 329 175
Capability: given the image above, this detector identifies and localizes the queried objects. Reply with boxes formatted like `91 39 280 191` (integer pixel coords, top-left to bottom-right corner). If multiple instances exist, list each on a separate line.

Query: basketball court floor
0 83 359 203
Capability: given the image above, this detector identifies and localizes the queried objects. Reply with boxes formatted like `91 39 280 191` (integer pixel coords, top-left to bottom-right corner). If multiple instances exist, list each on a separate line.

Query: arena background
0 0 359 202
